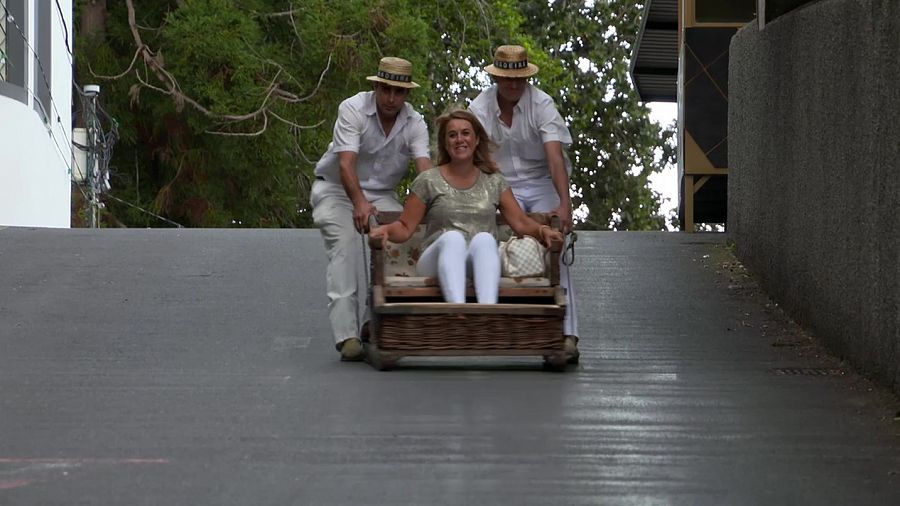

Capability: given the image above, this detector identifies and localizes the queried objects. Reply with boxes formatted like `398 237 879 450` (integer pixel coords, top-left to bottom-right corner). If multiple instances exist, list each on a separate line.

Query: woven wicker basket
376 312 563 352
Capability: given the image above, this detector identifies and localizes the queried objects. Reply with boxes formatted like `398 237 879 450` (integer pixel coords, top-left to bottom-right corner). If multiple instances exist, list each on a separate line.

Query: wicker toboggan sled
364 212 568 371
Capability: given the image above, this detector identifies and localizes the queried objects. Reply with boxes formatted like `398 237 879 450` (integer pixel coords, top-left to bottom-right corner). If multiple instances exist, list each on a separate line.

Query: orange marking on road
0 479 33 490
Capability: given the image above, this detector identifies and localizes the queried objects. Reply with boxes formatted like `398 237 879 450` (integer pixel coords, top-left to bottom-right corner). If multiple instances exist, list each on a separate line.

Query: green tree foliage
515 0 676 230
75 0 673 230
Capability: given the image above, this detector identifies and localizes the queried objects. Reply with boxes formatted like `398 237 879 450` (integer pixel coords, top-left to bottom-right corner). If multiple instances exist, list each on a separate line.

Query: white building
0 0 73 228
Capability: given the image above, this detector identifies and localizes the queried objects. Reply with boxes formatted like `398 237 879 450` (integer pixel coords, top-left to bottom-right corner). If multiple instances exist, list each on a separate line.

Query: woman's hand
368 225 389 249
538 225 563 249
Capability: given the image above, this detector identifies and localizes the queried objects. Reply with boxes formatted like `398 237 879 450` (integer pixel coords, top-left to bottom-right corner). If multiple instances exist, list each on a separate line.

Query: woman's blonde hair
434 108 498 173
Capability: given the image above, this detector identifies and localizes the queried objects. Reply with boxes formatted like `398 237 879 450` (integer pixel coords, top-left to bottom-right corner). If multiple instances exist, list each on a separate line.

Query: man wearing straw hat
469 44 580 362
310 56 432 361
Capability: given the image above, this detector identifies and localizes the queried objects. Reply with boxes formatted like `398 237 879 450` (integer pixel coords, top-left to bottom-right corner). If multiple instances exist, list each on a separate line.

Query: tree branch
116 0 327 135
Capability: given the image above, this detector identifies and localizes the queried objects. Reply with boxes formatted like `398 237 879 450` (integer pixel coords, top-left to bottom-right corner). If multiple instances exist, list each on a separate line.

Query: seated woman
369 108 563 304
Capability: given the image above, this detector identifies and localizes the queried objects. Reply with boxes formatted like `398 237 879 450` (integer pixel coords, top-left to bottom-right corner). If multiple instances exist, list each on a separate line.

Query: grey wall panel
729 0 900 392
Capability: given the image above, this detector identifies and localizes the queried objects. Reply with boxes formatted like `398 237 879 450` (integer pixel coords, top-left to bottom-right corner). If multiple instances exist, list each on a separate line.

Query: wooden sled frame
364 211 568 371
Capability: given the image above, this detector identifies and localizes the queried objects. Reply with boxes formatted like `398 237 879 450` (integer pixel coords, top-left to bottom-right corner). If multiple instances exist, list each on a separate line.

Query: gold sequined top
410 167 510 249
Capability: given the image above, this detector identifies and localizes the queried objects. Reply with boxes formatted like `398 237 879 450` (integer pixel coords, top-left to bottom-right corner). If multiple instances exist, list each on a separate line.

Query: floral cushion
382 226 427 278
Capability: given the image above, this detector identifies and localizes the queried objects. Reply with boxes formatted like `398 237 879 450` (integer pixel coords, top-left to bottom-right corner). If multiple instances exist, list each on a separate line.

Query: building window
0 0 27 103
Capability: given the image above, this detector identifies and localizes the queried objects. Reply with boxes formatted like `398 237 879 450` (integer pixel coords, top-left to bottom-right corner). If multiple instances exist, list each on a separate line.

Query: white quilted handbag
498 235 548 277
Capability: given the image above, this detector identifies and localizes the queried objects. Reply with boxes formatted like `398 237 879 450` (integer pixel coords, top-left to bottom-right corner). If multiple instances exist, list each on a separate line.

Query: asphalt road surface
1 227 899 505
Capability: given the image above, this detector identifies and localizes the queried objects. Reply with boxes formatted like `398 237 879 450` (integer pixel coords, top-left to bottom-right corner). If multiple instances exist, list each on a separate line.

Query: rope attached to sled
361 230 370 295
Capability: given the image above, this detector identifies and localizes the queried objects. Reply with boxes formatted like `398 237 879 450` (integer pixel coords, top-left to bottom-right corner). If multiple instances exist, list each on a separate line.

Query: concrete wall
0 97 72 227
728 0 899 392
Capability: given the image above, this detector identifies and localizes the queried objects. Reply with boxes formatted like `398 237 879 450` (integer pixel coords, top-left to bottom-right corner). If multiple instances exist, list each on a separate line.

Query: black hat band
377 70 412 82
494 59 529 70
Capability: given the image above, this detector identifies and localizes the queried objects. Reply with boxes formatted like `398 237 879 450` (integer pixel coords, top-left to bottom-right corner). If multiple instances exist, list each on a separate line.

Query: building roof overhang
630 0 679 102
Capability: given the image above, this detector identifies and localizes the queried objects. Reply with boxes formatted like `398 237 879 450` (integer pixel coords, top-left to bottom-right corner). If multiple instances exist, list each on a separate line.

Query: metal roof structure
630 0 679 102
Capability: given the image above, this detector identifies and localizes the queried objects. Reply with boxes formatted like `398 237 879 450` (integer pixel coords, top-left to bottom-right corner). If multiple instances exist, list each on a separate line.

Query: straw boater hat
484 45 539 78
366 57 419 89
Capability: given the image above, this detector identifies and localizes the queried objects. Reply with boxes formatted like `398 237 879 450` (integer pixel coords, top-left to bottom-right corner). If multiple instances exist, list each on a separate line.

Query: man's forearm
550 169 571 209
337 154 367 206
414 156 432 174
544 141 571 209
339 170 366 205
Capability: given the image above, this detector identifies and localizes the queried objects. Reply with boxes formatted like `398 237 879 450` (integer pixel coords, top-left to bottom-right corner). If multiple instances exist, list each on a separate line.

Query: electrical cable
53 0 73 60
1 4 76 175
103 193 184 228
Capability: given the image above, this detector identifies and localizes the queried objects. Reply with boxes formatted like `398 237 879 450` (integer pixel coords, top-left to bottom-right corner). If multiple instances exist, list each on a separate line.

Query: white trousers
311 180 403 344
417 231 500 304
511 178 579 337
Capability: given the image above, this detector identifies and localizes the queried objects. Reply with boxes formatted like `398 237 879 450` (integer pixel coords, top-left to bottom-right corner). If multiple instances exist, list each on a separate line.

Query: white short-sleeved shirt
469 84 572 186
314 91 430 191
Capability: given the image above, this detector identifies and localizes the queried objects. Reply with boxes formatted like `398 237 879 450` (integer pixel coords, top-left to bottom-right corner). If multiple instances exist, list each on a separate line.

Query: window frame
34 0 51 122
0 0 28 104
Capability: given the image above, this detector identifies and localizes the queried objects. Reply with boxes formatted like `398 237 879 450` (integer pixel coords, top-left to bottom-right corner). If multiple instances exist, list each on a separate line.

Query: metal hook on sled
562 232 577 266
